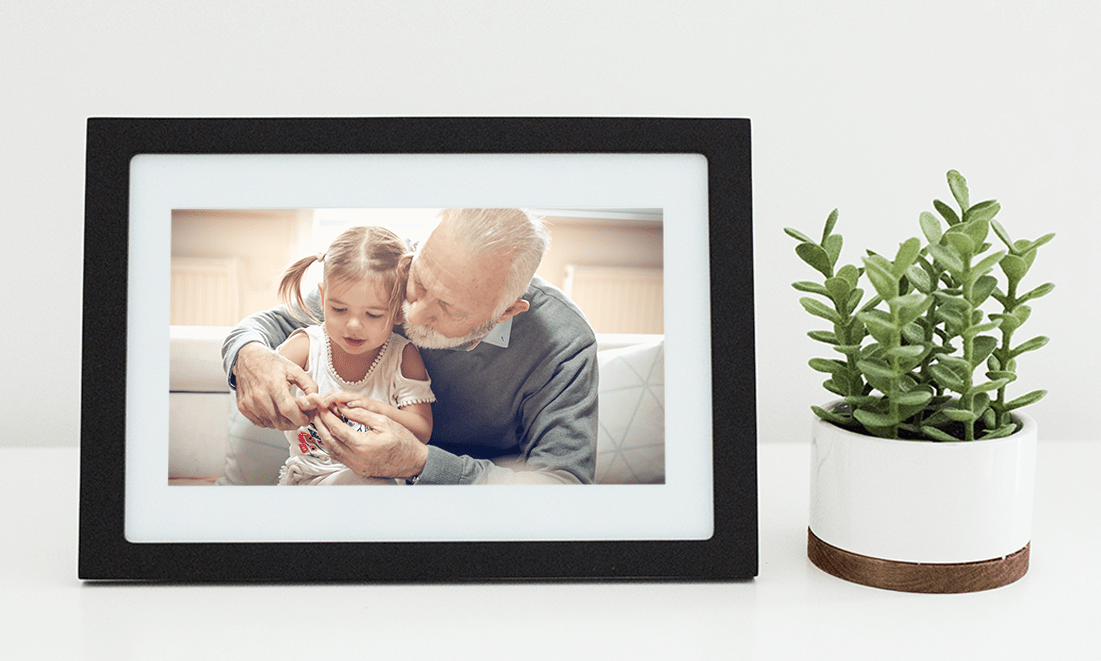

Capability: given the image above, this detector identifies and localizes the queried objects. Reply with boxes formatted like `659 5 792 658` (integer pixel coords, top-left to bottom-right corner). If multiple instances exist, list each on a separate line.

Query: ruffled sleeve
388 336 436 409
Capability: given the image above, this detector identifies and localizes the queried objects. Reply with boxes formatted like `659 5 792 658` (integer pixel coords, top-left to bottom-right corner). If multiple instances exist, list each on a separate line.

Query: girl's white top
280 325 435 485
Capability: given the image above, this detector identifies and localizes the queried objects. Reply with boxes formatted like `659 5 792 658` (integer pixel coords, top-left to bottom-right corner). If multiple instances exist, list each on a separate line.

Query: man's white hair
437 208 551 311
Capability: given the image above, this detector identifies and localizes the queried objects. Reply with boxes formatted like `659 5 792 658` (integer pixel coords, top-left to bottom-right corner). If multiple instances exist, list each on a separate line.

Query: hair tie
316 252 326 263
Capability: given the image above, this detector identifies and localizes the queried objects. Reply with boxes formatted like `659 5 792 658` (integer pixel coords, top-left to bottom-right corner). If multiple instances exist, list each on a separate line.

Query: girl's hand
293 392 330 417
320 392 390 416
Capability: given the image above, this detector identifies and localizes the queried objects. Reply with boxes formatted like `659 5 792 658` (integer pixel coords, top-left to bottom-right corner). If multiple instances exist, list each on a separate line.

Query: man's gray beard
401 301 500 350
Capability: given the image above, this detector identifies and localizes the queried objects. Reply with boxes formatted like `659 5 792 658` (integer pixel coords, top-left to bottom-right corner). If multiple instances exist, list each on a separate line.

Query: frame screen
80 117 756 581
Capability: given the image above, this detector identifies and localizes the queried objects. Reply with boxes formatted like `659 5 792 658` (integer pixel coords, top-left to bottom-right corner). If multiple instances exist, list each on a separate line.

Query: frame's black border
79 117 757 582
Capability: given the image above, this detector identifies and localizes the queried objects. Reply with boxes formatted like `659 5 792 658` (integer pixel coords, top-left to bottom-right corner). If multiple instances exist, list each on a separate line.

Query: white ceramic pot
808 405 1037 592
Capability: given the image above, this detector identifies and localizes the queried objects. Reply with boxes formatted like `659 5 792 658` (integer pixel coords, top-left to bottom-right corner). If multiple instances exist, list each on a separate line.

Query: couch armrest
170 325 233 392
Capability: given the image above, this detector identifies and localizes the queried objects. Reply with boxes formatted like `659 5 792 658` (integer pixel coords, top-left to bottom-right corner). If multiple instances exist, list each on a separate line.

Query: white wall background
2 0 1097 447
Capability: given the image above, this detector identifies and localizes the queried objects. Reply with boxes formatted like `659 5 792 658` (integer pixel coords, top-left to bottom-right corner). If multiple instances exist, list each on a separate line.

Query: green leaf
844 287 865 316
935 291 968 311
919 211 943 245
947 170 970 211
853 408 900 429
935 306 966 332
822 209 839 242
933 199 961 226
809 357 847 374
1005 389 1047 410
858 309 897 344
889 292 927 309
796 242 833 278
983 407 997 429
895 294 933 327
812 404 854 427
970 251 1006 283
1033 232 1056 249
893 237 922 278
928 242 964 274
970 392 992 415
823 234 844 267
937 355 971 374
835 367 866 396
832 262 858 284
836 264 861 288
969 274 998 306
1013 305 1032 325
922 425 962 442
985 370 1018 383
807 330 839 345
785 227 816 244
905 262 933 293
901 321 925 345
943 408 978 423
799 297 842 325
792 281 830 296
857 357 898 380
858 293 884 314
981 424 1020 440
1018 232 1055 254
824 276 852 306
972 378 1011 395
1020 282 1055 302
991 220 1014 250
1008 239 1034 256
944 231 976 259
863 255 899 300
1000 254 1029 281
988 313 1021 335
845 395 879 408
962 320 1003 340
972 335 998 367
929 363 966 392
886 344 926 360
960 216 991 247
963 200 1001 225
1011 335 1049 357
893 389 933 407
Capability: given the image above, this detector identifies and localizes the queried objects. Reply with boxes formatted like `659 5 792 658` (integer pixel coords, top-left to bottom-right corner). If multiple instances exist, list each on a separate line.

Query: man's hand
233 342 319 430
310 393 429 481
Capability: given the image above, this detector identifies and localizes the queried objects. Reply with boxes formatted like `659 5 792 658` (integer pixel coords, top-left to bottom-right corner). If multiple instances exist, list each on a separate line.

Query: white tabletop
3 441 1098 659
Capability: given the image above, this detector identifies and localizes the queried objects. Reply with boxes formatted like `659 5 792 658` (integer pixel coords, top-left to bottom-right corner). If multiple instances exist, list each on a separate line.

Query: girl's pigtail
388 252 413 320
277 254 322 323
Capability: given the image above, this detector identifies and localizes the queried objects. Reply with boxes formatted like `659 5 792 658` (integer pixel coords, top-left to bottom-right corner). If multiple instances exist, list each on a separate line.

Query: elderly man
222 208 598 485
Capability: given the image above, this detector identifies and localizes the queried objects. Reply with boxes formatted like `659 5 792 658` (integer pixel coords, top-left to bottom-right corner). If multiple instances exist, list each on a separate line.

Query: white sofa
169 326 665 485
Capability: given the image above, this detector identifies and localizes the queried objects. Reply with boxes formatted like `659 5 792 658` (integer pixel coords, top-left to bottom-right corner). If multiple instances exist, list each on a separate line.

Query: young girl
275 225 434 486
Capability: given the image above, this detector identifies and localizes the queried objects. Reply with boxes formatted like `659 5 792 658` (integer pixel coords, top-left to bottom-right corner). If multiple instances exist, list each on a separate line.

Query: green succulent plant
787 170 1054 442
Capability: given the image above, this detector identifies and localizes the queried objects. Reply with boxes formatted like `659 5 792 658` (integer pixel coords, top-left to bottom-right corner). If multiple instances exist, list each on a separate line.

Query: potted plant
786 170 1054 593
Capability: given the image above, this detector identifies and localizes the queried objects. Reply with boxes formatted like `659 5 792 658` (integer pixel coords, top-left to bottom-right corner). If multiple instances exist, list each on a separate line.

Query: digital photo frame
80 117 757 582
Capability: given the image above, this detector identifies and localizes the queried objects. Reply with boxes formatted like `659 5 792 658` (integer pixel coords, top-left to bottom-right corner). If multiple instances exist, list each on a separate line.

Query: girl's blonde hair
278 225 411 323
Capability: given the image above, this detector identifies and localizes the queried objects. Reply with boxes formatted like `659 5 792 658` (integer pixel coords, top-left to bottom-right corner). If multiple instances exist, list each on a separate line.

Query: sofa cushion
594 339 665 484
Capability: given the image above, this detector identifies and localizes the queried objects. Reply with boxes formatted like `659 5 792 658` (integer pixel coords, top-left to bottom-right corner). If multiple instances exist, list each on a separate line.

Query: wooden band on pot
807 528 1030 594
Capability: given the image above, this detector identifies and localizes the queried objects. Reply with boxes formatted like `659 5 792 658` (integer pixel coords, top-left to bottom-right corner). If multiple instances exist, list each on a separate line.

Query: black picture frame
79 117 757 582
